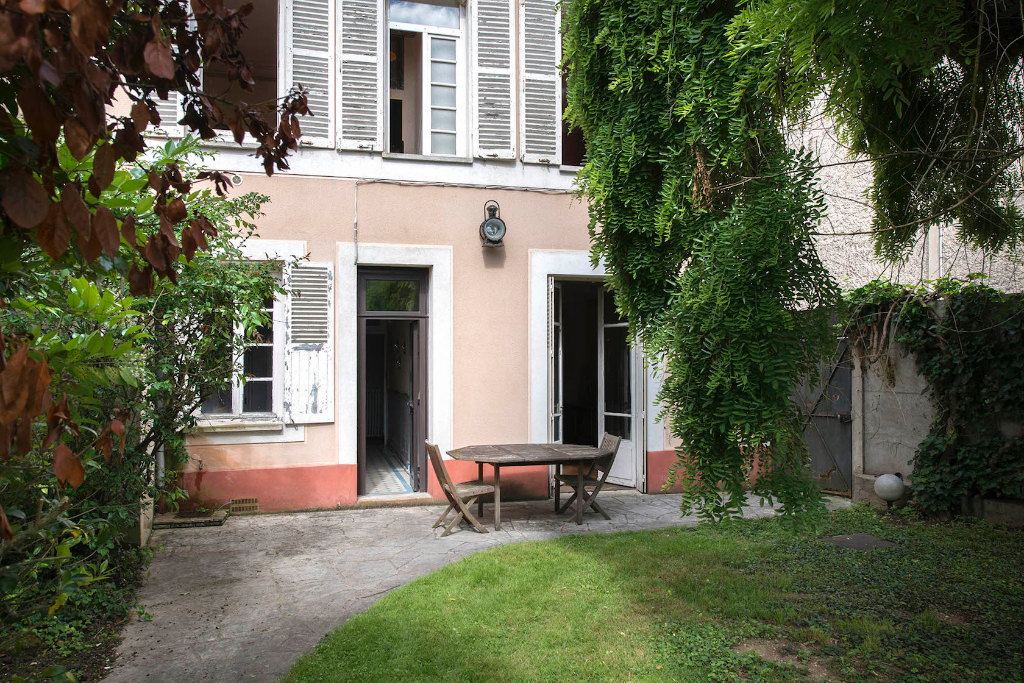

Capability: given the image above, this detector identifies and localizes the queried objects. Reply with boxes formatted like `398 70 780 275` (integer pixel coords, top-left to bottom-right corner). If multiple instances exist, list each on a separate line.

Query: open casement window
201 275 286 420
472 0 516 159
193 0 284 143
386 0 466 156
283 0 336 147
283 262 335 423
340 0 383 150
519 0 560 164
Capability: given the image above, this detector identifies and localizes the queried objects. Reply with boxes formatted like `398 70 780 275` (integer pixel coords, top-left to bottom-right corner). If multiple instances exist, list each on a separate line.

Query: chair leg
441 509 465 537
557 489 578 514
455 496 489 534
433 502 455 528
589 497 611 520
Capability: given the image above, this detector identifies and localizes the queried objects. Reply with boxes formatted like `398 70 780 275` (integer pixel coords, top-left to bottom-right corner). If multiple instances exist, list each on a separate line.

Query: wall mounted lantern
480 200 506 248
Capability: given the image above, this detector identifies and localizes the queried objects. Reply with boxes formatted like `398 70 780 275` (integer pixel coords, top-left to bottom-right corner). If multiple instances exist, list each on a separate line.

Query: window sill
196 417 284 433
382 152 473 164
559 164 582 174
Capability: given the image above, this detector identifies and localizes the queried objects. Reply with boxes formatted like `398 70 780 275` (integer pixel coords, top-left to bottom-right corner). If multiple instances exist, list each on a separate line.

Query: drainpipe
155 443 165 488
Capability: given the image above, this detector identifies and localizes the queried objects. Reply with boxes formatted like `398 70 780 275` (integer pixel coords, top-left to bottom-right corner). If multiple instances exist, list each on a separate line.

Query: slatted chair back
426 441 457 503
594 433 622 476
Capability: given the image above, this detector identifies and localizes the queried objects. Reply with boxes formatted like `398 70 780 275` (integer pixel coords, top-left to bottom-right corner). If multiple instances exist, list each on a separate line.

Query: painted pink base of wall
181 465 360 512
181 460 551 513
645 450 763 494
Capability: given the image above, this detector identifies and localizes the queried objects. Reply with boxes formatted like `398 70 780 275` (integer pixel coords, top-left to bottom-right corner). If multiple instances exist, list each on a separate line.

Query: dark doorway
559 281 599 446
358 268 429 495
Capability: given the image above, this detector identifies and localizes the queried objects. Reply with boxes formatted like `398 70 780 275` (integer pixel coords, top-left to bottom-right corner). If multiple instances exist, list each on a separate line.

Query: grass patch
283 505 1024 682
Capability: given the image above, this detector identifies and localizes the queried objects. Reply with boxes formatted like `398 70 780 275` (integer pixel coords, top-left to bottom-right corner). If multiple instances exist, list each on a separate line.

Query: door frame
545 275 645 489
357 267 430 495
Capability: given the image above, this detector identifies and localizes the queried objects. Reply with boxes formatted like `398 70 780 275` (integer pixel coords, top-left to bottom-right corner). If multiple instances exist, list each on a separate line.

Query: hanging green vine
563 0 839 521
846 278 1024 512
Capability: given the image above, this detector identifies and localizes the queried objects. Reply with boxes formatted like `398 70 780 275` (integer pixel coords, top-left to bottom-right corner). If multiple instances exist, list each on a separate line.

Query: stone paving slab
103 492 849 683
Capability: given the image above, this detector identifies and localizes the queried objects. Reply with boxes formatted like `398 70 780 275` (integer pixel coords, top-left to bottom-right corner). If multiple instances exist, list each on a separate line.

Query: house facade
171 0 678 512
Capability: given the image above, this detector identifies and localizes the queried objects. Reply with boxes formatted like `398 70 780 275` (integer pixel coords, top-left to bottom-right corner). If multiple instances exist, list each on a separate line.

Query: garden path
103 492 849 682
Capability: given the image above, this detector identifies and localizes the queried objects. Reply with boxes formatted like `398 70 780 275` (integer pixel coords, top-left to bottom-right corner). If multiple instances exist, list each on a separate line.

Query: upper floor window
387 0 465 156
204 0 281 135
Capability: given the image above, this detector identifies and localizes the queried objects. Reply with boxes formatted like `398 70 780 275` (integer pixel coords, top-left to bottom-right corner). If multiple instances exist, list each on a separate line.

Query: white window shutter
338 0 382 150
284 262 335 424
283 0 336 147
520 0 560 164
152 94 183 138
473 0 516 159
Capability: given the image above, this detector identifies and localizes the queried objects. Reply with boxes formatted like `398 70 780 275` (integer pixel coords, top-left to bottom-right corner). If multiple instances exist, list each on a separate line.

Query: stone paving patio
103 492 849 683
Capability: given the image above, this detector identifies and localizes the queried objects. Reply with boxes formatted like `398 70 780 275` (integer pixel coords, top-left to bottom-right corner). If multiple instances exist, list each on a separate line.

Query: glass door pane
428 36 457 155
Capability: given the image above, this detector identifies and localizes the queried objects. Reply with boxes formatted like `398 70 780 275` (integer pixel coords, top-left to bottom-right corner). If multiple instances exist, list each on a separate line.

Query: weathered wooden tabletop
447 443 612 466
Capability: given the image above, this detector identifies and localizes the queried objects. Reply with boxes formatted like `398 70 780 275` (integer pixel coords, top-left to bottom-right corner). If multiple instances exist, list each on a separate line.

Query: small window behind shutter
284 262 335 424
520 0 560 164
339 0 382 150
284 0 335 147
474 0 516 159
152 94 183 138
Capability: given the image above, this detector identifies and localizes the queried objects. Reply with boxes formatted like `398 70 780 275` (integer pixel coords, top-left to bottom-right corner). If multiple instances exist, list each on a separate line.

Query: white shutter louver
284 262 335 424
339 0 382 150
520 0 560 164
152 94 183 137
474 0 516 159
284 0 335 147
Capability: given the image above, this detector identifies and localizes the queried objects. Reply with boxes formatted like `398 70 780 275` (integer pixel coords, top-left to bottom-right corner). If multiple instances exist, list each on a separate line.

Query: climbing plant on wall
846 279 1024 513
563 0 840 521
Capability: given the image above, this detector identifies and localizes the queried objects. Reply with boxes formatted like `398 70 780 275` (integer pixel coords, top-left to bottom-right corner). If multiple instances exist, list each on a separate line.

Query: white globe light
874 474 905 502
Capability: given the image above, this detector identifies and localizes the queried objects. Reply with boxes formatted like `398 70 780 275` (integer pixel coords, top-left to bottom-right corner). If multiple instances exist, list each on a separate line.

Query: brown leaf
60 184 92 238
120 213 136 246
143 38 175 80
64 117 95 160
26 360 51 417
164 196 188 224
52 444 85 488
77 221 102 262
92 205 120 255
111 419 125 436
2 169 50 228
70 0 111 57
37 199 71 260
17 85 61 142
0 423 10 462
18 0 46 14
92 143 115 190
181 225 198 261
127 263 154 296
131 101 151 132
159 215 180 248
0 344 30 422
98 434 112 462
0 504 12 542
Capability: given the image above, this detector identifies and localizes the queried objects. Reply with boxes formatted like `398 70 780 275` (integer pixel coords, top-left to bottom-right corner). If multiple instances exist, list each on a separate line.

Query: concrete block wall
852 344 934 507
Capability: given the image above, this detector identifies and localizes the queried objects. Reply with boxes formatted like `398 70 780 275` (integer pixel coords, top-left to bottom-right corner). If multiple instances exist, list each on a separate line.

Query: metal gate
794 339 853 495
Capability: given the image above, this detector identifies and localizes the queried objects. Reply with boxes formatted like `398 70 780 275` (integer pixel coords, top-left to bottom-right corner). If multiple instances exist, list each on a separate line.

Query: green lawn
283 505 1024 682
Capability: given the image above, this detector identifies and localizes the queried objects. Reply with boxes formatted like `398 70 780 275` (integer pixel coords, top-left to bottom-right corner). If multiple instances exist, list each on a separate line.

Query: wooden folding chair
554 434 622 520
426 441 494 537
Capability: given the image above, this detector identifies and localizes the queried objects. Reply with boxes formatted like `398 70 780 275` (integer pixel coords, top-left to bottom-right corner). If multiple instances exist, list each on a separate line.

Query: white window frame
198 267 287 424
386 1 468 157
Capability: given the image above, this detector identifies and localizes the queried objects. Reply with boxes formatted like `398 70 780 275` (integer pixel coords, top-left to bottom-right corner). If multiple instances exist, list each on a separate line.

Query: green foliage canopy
732 0 1024 260
563 0 839 520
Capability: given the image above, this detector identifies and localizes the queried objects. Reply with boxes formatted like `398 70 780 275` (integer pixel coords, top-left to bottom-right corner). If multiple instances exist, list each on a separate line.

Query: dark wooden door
795 339 853 495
